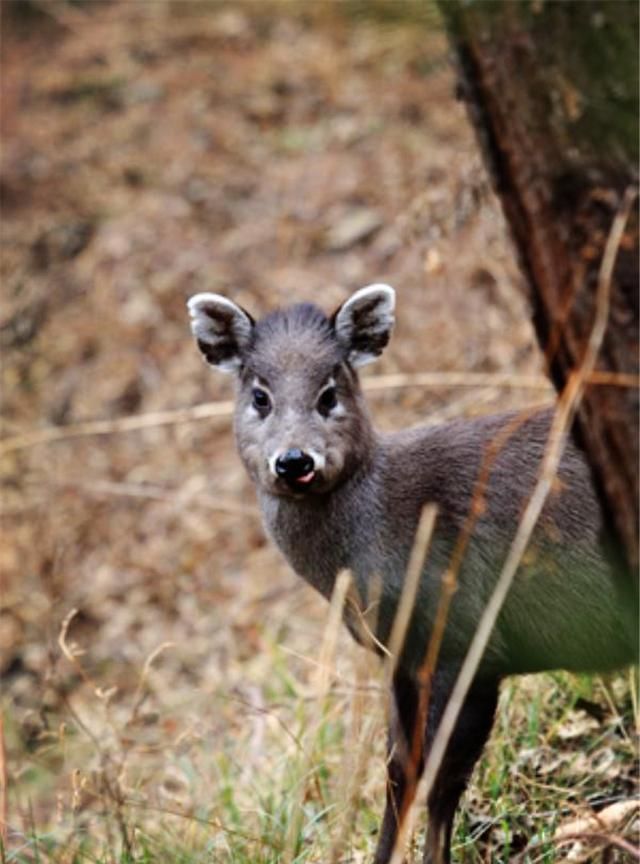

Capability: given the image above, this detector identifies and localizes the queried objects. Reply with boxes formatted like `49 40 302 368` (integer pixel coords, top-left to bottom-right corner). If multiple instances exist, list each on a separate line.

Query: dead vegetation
1 2 637 861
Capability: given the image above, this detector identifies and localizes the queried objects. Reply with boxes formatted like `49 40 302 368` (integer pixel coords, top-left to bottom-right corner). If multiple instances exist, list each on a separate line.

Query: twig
389 185 637 862
554 832 640 859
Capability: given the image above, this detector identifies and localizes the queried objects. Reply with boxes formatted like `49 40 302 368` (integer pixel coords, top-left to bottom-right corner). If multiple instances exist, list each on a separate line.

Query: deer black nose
275 448 315 481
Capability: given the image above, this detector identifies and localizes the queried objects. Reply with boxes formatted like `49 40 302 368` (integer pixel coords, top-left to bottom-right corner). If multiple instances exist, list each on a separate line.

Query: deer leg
373 668 499 864
422 675 500 864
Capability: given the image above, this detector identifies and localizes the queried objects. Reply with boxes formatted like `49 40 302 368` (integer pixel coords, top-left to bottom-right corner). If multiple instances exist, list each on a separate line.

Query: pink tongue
296 471 315 484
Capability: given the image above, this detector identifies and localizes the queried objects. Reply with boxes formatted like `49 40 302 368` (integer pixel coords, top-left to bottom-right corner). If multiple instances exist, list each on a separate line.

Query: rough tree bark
439 0 639 580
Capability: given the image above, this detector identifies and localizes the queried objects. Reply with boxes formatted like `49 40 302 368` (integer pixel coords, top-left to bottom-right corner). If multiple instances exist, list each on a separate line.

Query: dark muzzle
275 449 315 485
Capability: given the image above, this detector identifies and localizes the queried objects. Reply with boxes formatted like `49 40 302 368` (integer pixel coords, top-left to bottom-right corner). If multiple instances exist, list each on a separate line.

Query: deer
187 284 637 864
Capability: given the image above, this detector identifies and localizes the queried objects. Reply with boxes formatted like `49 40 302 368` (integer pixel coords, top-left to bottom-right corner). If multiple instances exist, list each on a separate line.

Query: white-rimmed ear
187 293 254 373
332 284 395 367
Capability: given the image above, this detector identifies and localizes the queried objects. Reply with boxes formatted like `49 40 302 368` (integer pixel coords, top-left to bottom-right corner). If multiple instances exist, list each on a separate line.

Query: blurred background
1 2 635 861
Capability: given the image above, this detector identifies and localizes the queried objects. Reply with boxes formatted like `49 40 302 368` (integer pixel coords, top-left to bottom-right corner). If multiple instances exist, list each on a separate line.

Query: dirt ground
1 3 635 862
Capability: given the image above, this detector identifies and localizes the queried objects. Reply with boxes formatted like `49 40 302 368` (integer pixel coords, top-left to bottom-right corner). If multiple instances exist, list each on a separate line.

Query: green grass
5 649 637 863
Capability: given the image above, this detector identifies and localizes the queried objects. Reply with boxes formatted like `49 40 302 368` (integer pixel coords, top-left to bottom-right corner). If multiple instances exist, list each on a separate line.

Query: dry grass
1 2 637 862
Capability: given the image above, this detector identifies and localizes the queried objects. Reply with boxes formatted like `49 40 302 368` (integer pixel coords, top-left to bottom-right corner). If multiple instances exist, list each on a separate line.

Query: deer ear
332 284 395 367
187 293 254 373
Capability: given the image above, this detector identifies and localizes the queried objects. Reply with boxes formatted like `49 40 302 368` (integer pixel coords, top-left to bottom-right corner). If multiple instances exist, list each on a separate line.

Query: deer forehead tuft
246 306 344 379
254 302 334 341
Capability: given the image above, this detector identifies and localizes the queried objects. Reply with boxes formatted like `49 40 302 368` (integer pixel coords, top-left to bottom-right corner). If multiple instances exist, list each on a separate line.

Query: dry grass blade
363 371 552 393
58 608 92 688
328 654 380 864
129 642 175 724
377 505 438 858
282 570 352 864
389 185 638 864
0 711 6 848
387 411 537 862
119 798 280 851
2 371 636 457
386 505 438 676
0 401 235 456
5 4 636 861
313 570 353 695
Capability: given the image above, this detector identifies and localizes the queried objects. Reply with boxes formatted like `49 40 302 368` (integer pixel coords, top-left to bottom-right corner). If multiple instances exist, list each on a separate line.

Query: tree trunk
439 0 639 579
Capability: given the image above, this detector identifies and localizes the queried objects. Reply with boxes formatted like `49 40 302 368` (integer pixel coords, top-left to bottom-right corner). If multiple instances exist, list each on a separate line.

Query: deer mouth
272 469 320 496
283 469 316 492
294 470 316 485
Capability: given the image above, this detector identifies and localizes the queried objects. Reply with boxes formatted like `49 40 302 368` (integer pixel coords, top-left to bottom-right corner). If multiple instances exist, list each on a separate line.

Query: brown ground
4 3 631 862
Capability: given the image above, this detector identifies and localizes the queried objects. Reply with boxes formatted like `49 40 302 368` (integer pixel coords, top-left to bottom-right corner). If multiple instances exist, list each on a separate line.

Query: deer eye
252 387 271 415
317 385 338 416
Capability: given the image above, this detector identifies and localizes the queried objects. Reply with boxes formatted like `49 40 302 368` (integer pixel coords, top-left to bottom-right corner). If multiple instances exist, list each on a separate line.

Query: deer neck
257 446 382 600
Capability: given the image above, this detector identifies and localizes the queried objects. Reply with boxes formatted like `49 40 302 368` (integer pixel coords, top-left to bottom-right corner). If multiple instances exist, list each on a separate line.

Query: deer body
259 414 632 679
187 286 636 864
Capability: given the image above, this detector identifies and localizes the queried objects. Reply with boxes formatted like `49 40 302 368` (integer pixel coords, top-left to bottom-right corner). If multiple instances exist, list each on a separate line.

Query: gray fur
187 285 637 864
187 286 635 674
